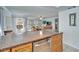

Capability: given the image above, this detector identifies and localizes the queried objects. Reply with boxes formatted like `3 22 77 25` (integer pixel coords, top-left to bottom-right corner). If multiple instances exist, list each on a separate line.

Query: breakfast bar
0 31 63 52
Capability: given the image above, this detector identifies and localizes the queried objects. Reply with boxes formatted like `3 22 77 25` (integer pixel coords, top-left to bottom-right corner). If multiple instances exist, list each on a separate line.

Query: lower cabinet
0 49 10 52
51 33 63 52
12 43 32 52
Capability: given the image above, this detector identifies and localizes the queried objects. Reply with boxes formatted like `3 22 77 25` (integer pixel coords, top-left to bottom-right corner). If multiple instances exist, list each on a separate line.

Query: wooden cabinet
0 49 10 52
51 33 63 52
12 43 32 52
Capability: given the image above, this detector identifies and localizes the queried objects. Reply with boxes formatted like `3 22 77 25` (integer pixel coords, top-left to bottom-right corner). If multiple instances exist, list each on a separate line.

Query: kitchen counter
0 31 63 51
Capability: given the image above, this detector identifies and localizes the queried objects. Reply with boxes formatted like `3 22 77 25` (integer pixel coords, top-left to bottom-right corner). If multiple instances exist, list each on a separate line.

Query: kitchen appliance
33 38 51 52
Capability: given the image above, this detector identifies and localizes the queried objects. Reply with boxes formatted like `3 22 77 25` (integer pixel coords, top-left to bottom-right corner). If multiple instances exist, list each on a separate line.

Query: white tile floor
63 44 79 52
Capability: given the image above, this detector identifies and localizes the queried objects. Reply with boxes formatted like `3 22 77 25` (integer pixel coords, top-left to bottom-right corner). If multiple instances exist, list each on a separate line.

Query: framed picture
69 13 76 26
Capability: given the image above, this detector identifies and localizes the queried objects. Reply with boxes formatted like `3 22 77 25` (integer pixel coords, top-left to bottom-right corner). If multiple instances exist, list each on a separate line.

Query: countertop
0 31 62 50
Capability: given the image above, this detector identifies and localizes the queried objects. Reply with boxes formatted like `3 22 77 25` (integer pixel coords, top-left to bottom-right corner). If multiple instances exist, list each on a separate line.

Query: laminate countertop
0 31 63 50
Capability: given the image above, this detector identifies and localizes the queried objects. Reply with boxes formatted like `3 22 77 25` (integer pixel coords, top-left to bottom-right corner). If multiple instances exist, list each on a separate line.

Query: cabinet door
51 33 63 52
0 49 10 52
12 43 32 52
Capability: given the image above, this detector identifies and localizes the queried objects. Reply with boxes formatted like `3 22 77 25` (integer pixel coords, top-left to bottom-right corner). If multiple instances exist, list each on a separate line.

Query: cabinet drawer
12 43 32 52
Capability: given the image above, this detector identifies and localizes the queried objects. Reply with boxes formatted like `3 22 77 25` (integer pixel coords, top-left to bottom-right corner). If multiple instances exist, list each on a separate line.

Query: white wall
59 7 79 49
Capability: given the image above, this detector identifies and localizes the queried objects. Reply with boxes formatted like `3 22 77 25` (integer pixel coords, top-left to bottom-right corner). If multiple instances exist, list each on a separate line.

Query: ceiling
6 6 76 18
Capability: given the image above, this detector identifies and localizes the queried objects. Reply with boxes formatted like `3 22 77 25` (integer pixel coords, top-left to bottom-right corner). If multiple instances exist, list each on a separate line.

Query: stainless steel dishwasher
33 38 51 52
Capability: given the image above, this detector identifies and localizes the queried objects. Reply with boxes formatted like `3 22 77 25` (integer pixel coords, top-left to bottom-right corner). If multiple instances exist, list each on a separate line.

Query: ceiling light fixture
39 16 43 20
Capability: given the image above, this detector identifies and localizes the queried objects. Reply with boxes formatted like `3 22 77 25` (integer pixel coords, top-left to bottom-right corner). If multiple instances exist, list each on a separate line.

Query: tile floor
63 44 79 52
